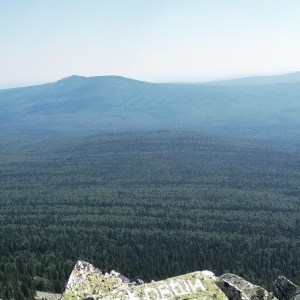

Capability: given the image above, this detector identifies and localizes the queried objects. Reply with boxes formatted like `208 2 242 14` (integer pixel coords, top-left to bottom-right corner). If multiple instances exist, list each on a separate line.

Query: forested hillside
1 75 300 140
1 131 300 299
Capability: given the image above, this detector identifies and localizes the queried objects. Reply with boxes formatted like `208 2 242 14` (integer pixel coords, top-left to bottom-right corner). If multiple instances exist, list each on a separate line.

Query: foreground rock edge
61 261 299 300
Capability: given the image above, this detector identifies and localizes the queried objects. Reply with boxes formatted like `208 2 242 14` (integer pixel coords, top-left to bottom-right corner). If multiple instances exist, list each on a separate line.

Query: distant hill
1 73 300 139
203 71 300 86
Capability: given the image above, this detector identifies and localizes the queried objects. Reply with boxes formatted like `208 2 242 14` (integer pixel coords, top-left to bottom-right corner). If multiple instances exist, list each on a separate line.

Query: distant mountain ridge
201 71 300 86
1 72 300 139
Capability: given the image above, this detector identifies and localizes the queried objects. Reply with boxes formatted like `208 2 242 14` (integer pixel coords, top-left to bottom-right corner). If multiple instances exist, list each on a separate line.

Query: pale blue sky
1 0 300 88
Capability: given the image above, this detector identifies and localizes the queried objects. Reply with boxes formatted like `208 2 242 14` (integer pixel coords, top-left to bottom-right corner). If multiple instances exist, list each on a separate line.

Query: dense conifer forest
1 131 300 299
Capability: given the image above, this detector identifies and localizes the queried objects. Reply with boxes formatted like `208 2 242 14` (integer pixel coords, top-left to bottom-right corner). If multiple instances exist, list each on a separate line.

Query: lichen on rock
62 261 130 300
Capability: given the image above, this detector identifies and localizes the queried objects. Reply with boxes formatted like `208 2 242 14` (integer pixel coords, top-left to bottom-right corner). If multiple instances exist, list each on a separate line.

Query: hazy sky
1 0 300 88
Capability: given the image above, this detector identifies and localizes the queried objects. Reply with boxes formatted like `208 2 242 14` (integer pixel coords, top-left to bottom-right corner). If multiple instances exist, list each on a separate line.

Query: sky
1 0 300 88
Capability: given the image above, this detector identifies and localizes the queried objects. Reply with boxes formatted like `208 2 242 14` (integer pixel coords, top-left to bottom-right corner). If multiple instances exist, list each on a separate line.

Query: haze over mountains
203 71 300 86
1 72 300 139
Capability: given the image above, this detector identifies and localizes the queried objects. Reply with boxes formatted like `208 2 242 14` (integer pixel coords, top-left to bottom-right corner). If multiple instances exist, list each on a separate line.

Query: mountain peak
56 75 87 83
56 75 146 85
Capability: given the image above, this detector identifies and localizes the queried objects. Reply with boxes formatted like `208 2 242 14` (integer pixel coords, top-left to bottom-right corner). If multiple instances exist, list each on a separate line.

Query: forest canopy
0 131 300 299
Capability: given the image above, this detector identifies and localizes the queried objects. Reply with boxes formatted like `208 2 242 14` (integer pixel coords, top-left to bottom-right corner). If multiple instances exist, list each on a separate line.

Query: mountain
1 73 300 139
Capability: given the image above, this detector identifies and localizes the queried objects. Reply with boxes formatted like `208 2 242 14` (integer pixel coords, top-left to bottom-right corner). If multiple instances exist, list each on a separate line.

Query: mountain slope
1 74 300 138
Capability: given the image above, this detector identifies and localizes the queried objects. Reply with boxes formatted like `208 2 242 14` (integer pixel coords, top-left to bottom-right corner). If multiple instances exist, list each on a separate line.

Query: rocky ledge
61 261 300 300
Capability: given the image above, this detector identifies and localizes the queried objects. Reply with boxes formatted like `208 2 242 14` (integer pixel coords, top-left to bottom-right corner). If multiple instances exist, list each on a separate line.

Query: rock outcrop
61 261 300 300
62 261 227 300
61 261 284 300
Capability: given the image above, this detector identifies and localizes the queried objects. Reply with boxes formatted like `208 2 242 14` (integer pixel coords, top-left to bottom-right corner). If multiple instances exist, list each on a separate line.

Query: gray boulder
274 276 300 300
217 273 276 300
